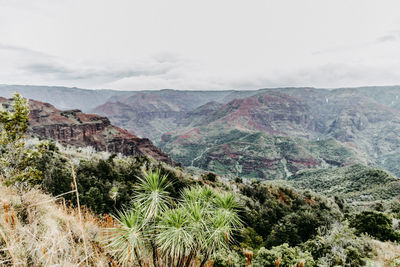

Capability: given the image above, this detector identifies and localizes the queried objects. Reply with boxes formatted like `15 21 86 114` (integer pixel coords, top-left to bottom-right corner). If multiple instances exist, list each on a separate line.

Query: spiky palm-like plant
156 208 194 266
134 169 172 222
214 192 242 229
135 169 172 267
180 187 243 266
105 210 145 266
106 170 243 267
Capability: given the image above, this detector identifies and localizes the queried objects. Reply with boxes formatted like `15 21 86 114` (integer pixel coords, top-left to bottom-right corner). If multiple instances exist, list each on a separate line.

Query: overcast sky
1 0 400 90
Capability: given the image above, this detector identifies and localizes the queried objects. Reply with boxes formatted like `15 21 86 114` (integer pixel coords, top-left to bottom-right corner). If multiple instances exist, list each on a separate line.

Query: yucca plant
214 192 242 229
135 169 172 267
156 208 194 266
105 169 243 267
105 209 145 266
134 169 172 222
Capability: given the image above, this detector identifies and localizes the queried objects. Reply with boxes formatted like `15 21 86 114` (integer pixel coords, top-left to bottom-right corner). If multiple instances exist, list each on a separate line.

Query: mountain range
1 84 400 180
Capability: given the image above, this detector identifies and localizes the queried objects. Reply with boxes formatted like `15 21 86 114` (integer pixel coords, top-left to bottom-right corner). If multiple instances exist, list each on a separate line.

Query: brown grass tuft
371 239 400 267
0 185 109 266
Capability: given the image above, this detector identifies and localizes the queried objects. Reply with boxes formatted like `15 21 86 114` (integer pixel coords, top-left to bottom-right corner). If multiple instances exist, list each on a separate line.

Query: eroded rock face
91 90 234 142
0 97 174 165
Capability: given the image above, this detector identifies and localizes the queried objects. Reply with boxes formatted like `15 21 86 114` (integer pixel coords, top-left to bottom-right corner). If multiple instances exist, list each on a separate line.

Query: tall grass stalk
70 158 89 267
0 228 16 266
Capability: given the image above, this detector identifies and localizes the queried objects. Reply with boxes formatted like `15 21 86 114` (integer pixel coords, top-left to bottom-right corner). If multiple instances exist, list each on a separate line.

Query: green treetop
0 92 41 185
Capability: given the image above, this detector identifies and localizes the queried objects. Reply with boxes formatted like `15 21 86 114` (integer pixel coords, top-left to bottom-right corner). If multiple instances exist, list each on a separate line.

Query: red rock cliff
0 97 174 165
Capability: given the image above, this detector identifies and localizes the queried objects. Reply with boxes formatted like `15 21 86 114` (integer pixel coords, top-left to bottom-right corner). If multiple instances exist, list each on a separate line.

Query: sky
1 0 400 90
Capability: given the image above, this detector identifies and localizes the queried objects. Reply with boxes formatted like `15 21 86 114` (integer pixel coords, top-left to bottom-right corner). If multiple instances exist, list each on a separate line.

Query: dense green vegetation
350 211 400 242
288 164 400 204
160 128 361 180
238 181 342 248
32 142 190 214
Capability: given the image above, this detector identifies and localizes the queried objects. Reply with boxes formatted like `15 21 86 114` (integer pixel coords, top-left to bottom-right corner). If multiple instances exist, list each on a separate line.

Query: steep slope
0 97 173 164
160 92 363 179
289 88 400 175
177 101 224 127
92 90 233 141
186 93 318 137
160 88 400 178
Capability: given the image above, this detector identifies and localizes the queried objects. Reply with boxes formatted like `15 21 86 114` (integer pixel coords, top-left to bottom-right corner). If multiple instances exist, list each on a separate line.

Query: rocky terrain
159 92 366 179
0 96 174 164
92 90 232 140
155 87 400 179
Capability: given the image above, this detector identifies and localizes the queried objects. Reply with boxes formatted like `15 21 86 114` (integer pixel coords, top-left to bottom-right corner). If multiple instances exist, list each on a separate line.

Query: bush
350 211 400 242
239 182 342 248
202 172 217 182
240 227 263 250
303 223 375 266
252 243 314 267
213 249 246 267
106 170 243 266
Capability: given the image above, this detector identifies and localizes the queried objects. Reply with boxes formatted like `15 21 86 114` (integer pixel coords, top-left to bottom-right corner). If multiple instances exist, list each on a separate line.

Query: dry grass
0 185 109 266
371 240 400 267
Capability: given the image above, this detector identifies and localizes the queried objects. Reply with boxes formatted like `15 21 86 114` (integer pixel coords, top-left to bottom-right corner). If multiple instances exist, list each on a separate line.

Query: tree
105 169 243 266
0 92 41 185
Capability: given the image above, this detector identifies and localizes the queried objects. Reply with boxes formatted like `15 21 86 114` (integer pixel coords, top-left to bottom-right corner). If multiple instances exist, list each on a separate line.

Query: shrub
213 249 246 267
252 243 314 267
239 182 342 248
240 227 263 250
350 211 400 242
303 223 375 266
202 172 217 182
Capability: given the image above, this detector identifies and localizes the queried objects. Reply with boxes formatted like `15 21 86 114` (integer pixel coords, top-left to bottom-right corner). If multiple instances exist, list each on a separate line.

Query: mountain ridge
2 84 400 178
0 96 174 165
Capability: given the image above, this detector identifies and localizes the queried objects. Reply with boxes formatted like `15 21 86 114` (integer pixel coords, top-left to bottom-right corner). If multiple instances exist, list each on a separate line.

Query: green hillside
288 164 400 204
161 127 364 179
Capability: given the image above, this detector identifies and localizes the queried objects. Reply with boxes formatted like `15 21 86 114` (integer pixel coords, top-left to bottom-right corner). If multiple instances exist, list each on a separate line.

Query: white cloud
1 0 400 90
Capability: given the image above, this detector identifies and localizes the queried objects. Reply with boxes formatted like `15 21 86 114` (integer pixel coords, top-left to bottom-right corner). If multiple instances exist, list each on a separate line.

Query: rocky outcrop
0 97 174 165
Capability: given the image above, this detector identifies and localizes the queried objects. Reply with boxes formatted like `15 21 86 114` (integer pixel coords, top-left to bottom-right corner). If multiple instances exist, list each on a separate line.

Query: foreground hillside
0 185 109 266
1 136 400 266
1 176 400 266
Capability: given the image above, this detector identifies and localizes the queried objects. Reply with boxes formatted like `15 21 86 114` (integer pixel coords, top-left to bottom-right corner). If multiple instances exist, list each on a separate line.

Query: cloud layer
1 0 400 90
